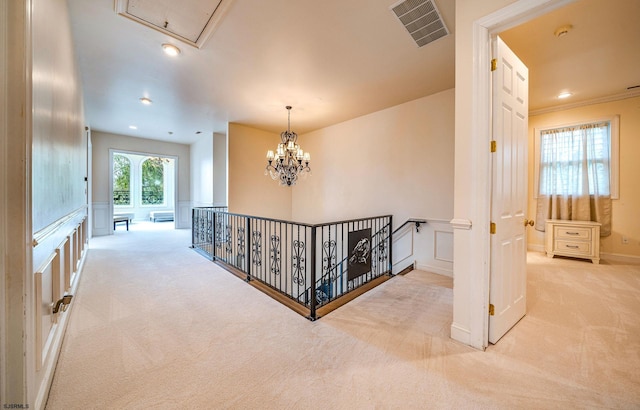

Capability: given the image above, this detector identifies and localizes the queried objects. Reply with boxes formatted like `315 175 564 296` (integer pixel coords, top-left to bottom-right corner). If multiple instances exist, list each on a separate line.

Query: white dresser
545 220 601 264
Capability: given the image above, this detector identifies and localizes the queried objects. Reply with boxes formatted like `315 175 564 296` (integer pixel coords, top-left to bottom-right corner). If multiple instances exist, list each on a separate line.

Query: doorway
452 0 577 349
110 150 177 233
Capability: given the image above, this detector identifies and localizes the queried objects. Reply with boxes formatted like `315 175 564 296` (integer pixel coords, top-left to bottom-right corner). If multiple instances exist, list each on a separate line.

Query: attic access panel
391 0 449 47
115 0 236 48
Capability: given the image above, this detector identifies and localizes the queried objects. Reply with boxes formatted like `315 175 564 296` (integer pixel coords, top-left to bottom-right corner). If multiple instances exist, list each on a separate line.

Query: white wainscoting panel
177 200 192 229
391 219 454 277
92 202 110 236
391 225 414 274
435 230 454 262
32 215 88 409
34 251 57 372
414 220 454 277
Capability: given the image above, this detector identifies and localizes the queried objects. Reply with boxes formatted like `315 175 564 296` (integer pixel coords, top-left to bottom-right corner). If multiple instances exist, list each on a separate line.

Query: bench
150 211 174 222
113 215 130 231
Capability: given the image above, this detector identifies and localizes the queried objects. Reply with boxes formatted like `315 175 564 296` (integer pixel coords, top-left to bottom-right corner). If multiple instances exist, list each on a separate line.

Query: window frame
140 157 166 207
113 153 133 208
533 115 619 199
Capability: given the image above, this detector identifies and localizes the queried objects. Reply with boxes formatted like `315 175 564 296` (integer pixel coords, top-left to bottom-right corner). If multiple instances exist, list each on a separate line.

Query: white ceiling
67 0 640 144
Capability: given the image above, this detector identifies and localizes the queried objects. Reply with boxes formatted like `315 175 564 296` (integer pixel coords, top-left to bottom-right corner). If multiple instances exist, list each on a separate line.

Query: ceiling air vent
391 0 449 47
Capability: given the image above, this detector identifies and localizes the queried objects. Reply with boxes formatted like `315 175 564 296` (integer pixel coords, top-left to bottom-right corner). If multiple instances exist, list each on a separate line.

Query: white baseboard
450 323 471 345
528 243 545 253
601 252 640 264
416 262 453 278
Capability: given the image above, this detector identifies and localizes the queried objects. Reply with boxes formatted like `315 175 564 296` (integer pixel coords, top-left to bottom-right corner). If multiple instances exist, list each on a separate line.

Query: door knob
524 219 534 227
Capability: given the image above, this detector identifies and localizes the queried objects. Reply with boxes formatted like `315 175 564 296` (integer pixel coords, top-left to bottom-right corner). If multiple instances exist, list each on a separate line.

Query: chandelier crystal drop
265 106 311 186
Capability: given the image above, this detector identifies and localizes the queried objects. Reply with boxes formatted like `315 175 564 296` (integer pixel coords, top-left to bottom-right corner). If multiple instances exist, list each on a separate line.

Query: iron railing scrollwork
291 239 306 285
269 235 281 276
113 190 131 205
191 207 228 260
252 231 262 267
192 207 392 320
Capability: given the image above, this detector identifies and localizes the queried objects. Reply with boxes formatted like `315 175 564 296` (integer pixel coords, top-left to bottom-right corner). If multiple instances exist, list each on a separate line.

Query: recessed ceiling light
162 43 181 57
129 125 138 130
557 92 572 99
139 97 152 105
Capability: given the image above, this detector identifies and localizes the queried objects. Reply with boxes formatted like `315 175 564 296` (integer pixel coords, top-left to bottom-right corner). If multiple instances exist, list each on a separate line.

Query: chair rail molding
450 218 472 230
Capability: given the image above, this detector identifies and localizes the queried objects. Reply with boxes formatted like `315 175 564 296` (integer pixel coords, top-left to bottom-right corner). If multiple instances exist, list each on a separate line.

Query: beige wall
228 123 292 220
91 131 191 232
227 90 454 226
213 132 228 206
91 131 191 203
31 0 89 405
191 132 227 207
32 0 87 234
191 134 214 207
528 96 640 258
292 89 455 226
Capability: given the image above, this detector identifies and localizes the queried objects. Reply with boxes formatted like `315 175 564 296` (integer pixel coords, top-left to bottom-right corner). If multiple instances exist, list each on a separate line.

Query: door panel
489 36 528 344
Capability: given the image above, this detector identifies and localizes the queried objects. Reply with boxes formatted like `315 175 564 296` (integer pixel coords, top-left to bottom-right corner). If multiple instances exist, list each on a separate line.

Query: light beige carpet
45 227 640 409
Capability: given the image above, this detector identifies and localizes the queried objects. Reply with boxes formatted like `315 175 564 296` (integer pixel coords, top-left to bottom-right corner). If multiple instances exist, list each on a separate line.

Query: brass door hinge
490 140 497 152
489 304 495 316
491 58 497 71
490 222 496 234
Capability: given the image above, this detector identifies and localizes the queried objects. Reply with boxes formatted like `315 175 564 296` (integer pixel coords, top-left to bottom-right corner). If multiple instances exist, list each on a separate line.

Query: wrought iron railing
191 206 228 253
113 189 168 205
113 190 130 205
142 187 164 205
191 207 392 320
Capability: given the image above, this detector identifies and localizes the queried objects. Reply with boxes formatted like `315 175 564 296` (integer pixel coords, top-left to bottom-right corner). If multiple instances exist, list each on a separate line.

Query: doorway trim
108 149 179 234
470 0 576 348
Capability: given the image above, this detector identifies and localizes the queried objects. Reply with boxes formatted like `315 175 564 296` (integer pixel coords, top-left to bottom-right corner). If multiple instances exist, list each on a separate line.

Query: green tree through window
142 157 164 205
113 154 131 205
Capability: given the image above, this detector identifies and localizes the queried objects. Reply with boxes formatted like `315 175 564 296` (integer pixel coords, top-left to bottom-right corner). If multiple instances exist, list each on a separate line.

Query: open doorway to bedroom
111 150 177 232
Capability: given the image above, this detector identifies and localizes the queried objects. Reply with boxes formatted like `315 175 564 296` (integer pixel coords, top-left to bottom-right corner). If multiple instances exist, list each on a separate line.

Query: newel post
310 226 317 320
211 210 217 261
245 216 251 281
388 215 393 275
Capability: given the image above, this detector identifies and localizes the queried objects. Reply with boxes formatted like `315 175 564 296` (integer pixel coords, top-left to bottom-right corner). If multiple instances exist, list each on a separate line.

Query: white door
488 36 529 344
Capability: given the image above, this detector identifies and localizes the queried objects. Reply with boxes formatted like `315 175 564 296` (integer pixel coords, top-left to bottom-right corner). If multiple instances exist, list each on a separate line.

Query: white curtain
536 122 612 236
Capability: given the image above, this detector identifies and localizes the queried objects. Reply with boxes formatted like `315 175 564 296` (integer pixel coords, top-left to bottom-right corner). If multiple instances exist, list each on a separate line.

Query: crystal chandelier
265 106 311 186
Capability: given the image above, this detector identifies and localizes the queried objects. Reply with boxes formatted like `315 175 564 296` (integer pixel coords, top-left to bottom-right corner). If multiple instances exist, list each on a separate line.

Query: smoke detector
554 24 573 37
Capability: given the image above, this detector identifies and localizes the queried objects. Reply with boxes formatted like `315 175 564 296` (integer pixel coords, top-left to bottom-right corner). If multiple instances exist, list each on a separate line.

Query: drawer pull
565 232 580 235
566 245 580 249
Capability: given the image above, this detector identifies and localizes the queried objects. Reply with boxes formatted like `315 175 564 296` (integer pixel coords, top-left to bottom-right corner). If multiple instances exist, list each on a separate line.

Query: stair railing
191 208 392 320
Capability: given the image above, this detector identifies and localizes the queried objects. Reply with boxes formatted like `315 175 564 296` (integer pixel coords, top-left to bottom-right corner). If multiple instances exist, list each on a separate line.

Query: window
141 157 165 205
113 154 131 205
535 116 619 199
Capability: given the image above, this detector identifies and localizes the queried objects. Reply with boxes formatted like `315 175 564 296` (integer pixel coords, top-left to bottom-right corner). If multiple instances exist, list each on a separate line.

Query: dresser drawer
545 219 601 264
554 226 591 240
554 240 592 256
